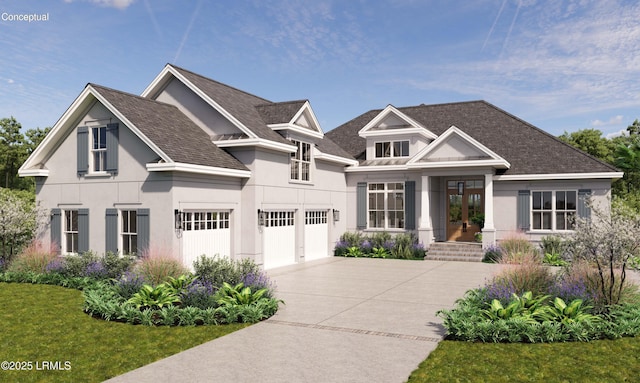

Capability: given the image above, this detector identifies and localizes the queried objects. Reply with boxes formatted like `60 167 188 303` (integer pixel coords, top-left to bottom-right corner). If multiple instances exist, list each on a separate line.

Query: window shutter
77 127 89 175
137 208 150 255
106 123 119 174
405 181 415 230
517 190 530 231
357 182 367 229
578 189 591 219
105 209 118 254
78 209 90 253
51 208 62 253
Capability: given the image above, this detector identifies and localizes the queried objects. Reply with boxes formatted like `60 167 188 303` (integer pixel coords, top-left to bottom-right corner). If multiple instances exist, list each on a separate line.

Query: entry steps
425 242 484 262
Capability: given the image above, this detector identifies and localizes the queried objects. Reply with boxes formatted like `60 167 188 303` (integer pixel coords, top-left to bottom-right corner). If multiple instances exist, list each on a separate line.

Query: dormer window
290 140 311 181
375 140 409 158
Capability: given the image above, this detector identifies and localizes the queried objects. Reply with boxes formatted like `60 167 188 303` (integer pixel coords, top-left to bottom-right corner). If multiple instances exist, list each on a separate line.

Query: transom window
368 183 404 229
532 191 576 231
290 140 311 181
121 210 138 255
182 211 230 231
375 141 409 158
91 126 107 172
64 210 78 253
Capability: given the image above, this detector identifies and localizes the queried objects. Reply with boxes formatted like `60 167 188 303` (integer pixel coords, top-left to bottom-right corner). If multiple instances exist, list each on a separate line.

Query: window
532 191 576 231
121 210 137 255
91 126 107 172
265 211 295 227
64 210 78 253
182 211 230 231
375 141 409 158
305 210 328 225
368 183 404 229
290 140 311 181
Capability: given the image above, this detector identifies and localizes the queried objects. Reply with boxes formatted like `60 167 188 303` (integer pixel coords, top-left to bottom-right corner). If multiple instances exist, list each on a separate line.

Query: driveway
105 258 500 383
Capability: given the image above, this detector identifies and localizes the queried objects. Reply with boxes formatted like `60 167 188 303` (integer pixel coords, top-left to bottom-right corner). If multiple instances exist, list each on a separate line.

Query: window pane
449 195 462 224
566 191 577 210
543 192 552 210
556 191 566 210
556 212 566 230
533 212 541 230
92 127 99 149
375 142 383 158
543 212 552 230
302 162 309 181
122 211 129 232
533 192 541 210
447 181 457 189
566 212 575 230
401 141 409 156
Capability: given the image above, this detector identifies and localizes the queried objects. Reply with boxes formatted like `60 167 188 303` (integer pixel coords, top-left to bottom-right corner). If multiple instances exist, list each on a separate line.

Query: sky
1 0 639 139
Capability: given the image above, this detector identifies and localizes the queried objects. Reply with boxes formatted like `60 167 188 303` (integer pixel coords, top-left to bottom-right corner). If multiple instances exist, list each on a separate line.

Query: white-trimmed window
182 211 230 231
532 191 576 231
291 140 311 181
375 140 409 158
265 211 295 227
368 182 404 229
305 210 328 225
121 210 138 255
64 210 79 253
91 126 107 172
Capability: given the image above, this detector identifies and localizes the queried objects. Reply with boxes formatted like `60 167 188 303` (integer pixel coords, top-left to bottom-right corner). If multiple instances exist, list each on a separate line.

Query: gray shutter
105 209 118 254
51 208 62 253
517 190 530 231
78 209 89 253
137 208 150 255
404 181 416 230
77 126 89 175
106 123 119 174
578 189 591 219
357 182 367 229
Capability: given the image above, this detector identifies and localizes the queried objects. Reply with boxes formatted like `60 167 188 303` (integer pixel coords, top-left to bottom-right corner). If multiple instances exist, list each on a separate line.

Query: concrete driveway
105 258 500 383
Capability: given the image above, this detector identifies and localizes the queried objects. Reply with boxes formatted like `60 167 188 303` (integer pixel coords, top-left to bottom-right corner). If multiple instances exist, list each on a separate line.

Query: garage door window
305 211 327 225
265 211 295 227
183 211 230 231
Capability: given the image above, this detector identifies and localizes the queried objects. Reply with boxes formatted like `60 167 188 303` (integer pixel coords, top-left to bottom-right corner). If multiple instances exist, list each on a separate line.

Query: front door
446 180 484 242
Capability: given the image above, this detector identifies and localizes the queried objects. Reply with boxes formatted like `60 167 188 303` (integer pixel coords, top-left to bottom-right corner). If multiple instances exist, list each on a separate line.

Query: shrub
0 188 43 262
486 256 556 304
391 233 415 259
113 271 146 300
499 234 538 264
180 279 217 309
101 252 136 279
482 244 502 263
241 271 276 297
7 241 58 273
136 247 188 286
540 235 566 257
369 231 392 249
192 255 260 289
127 283 182 310
60 251 100 278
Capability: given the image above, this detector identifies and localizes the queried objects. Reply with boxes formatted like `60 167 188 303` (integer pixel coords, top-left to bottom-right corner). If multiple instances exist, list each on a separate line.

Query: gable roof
255 100 307 125
19 83 250 177
91 84 249 172
327 100 620 176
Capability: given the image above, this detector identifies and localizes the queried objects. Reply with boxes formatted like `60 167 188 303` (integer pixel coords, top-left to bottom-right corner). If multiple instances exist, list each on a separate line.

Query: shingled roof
92 84 249 171
326 100 619 175
255 100 307 125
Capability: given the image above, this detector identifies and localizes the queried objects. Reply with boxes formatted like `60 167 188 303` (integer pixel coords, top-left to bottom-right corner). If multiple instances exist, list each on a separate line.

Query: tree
558 128 615 163
614 135 640 194
0 188 42 262
628 119 640 137
566 199 640 309
0 117 25 189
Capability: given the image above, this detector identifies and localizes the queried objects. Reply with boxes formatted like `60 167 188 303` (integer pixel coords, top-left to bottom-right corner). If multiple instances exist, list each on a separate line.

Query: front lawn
0 283 248 383
407 337 640 382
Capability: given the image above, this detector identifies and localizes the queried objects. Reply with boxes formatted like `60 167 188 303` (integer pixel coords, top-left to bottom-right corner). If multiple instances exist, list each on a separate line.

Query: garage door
304 210 329 261
263 211 296 269
182 211 230 269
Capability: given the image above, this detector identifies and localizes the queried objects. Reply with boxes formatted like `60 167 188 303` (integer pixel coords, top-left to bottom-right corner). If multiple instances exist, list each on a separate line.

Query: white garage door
304 210 329 261
182 211 231 269
263 211 296 269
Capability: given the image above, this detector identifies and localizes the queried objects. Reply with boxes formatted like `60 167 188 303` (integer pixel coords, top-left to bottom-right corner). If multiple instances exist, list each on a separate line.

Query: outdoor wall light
333 209 340 222
174 209 183 230
457 182 465 195
258 209 266 226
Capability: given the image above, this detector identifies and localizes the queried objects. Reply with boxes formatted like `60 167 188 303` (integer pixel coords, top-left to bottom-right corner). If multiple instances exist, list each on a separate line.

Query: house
19 65 623 269
326 102 623 247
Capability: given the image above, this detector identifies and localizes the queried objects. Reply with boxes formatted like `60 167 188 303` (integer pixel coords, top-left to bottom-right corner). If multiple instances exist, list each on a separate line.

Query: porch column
482 172 496 247
418 174 434 246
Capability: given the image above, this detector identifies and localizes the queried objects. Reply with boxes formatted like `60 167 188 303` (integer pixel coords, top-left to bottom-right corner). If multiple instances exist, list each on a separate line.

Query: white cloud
7 79 14 84
65 0 136 10
606 129 627 139
592 115 624 127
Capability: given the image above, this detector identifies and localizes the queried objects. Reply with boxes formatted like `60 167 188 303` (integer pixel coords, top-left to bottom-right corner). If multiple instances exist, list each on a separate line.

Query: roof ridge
167 64 272 104
257 99 308 107
89 83 175 107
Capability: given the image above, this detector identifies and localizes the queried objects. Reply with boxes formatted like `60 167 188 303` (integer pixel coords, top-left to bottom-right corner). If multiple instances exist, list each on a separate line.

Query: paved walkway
105 258 501 383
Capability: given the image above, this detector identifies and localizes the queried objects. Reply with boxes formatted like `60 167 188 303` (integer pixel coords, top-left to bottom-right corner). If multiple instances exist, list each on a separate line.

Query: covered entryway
304 210 329 261
446 179 484 241
182 211 231 268
263 211 296 269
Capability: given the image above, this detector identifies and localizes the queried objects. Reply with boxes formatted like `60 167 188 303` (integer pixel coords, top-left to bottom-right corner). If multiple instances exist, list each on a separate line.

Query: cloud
7 79 14 84
65 0 136 10
592 115 624 127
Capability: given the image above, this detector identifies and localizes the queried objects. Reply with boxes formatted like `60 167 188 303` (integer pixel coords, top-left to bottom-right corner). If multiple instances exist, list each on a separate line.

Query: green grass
407 338 640 383
0 282 249 383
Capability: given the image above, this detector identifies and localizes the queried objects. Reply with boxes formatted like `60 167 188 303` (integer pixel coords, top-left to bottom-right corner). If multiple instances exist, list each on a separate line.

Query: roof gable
258 100 324 139
358 105 437 140
408 125 510 169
